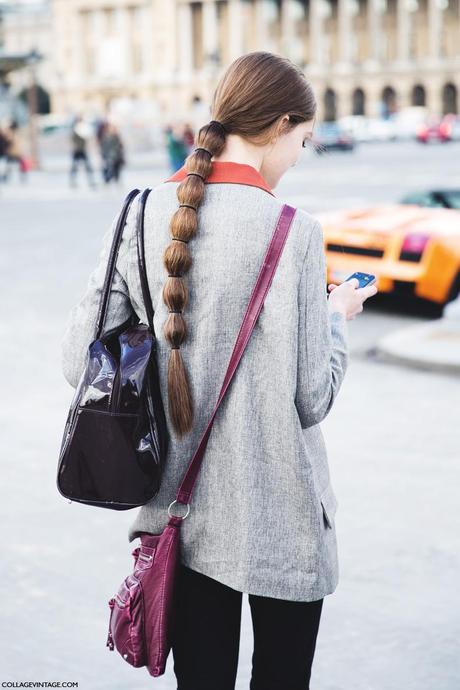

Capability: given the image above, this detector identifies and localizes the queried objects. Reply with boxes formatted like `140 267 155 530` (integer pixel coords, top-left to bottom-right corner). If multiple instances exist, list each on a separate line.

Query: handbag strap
175 203 297 507
95 187 141 340
135 187 155 334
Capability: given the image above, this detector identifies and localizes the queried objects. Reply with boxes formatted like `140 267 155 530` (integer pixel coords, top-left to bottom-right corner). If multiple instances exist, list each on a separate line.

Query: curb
375 318 460 374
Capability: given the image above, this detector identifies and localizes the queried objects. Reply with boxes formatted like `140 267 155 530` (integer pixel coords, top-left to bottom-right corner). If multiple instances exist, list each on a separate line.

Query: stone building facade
15 0 460 122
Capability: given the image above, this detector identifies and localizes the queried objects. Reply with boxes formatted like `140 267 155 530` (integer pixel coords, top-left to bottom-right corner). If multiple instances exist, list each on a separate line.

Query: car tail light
439 122 451 137
399 233 430 261
416 124 428 136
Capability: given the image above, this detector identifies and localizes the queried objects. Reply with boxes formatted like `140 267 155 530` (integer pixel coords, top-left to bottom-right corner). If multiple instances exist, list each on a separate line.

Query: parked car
416 115 451 143
37 113 74 135
337 116 372 142
316 204 460 308
391 106 428 141
312 121 355 153
338 115 397 143
366 117 398 142
400 189 460 210
440 114 460 141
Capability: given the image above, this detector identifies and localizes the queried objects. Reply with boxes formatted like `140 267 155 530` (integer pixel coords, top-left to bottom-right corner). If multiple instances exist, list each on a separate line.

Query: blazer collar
164 160 275 197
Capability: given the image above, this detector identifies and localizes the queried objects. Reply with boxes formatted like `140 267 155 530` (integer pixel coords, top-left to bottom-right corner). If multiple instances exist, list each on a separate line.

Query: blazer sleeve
60 195 139 389
295 219 349 429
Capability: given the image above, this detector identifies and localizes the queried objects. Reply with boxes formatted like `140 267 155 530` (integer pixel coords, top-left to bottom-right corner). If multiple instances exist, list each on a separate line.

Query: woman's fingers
358 284 379 300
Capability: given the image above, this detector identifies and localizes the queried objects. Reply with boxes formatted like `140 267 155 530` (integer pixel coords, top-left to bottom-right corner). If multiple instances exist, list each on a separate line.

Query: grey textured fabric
61 175 349 602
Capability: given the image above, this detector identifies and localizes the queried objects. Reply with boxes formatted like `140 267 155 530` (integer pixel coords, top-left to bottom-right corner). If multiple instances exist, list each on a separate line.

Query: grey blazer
61 168 349 602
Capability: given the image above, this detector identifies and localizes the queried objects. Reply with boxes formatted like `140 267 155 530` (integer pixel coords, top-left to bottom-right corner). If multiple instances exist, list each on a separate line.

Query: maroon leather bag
105 203 297 677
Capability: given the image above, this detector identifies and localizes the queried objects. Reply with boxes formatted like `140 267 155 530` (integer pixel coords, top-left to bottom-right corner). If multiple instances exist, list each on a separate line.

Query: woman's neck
212 134 265 173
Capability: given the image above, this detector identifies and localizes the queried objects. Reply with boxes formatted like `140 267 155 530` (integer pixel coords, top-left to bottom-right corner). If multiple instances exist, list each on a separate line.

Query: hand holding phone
327 271 378 320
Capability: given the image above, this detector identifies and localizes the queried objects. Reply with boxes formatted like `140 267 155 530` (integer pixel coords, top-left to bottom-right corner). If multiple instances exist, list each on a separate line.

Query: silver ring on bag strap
168 500 190 520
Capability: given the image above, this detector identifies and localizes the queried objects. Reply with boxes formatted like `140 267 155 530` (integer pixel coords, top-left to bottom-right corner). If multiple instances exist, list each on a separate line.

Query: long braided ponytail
162 51 316 437
162 119 227 437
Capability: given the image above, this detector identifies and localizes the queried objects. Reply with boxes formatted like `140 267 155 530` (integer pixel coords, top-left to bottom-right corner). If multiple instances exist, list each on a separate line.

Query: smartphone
343 271 376 288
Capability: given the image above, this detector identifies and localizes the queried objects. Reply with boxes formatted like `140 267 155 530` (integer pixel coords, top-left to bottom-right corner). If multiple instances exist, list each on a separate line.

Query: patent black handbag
56 187 169 510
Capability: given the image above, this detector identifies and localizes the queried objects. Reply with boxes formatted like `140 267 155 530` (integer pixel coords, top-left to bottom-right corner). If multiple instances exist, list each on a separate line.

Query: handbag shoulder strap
135 187 155 333
95 187 140 340
175 203 297 507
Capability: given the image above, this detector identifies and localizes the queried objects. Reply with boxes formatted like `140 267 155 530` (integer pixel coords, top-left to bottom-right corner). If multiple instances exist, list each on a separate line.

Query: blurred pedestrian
69 115 95 188
0 124 9 182
95 116 109 148
1 120 28 184
100 122 125 185
183 122 195 153
165 123 188 172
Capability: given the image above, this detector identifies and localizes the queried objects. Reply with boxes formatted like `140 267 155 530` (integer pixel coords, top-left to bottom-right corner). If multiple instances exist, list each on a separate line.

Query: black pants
172 564 324 690
102 159 123 184
69 151 95 186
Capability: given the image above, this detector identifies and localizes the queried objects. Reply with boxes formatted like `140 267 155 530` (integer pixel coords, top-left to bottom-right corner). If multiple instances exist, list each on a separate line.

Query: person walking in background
69 115 95 188
95 116 109 149
61 51 378 689
0 124 10 182
183 122 195 153
100 121 125 185
1 120 28 184
165 122 188 172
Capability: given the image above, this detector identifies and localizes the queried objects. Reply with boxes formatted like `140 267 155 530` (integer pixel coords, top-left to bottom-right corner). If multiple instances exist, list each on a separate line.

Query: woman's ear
272 114 291 142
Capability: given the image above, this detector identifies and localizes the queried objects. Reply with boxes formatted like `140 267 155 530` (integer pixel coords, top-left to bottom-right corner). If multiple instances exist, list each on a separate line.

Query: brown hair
162 51 317 437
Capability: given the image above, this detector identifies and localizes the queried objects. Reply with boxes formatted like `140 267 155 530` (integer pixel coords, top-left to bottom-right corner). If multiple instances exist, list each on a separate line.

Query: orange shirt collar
163 160 275 197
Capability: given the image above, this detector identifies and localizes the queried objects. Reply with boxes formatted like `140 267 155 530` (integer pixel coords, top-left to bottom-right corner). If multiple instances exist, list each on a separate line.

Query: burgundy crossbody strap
175 204 297 506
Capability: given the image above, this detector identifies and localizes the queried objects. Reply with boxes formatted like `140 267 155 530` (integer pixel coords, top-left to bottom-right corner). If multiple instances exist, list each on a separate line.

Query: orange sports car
316 205 460 306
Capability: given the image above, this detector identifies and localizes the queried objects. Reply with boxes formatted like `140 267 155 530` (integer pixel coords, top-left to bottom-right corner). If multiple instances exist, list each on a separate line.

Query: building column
202 0 219 66
152 0 176 84
140 4 154 77
425 79 442 116
397 0 411 63
228 0 244 60
309 0 327 72
428 0 443 62
114 7 130 78
337 0 353 66
178 1 194 77
92 9 105 79
280 0 297 60
366 0 384 66
365 81 386 117
334 85 349 118
254 0 272 50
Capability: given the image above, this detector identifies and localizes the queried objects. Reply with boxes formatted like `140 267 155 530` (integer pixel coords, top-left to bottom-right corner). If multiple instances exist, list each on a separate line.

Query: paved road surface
1 140 459 689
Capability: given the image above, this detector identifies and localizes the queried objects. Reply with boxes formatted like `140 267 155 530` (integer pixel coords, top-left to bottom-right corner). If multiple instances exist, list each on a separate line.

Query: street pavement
1 140 459 689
